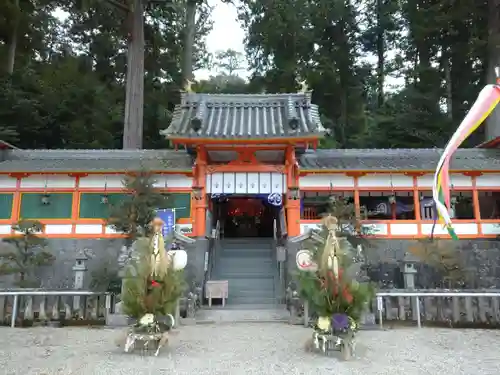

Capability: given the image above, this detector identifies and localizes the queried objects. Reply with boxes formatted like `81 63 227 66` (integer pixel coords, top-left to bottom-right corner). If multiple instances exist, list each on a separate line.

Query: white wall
0 174 194 189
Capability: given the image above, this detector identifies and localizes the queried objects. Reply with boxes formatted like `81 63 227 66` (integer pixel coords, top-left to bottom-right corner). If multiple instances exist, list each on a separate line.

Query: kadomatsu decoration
297 215 375 360
118 217 187 356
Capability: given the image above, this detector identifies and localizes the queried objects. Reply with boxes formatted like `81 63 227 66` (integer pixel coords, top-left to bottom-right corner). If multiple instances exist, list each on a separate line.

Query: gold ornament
320 215 341 277
183 79 194 93
299 80 309 93
149 217 169 279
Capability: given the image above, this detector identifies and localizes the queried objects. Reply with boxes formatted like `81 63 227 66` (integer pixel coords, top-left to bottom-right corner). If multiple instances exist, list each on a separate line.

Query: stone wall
287 238 500 289
2 236 499 291
364 239 500 288
0 236 209 290
0 238 124 289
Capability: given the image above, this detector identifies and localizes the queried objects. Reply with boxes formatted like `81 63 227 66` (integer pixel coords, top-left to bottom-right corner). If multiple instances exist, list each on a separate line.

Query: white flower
139 313 155 326
317 316 331 331
348 317 358 331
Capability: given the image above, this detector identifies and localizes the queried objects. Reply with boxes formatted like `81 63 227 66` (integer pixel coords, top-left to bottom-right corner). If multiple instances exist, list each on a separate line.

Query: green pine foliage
108 170 170 242
298 266 375 322
323 196 371 248
121 237 185 319
0 220 54 288
297 198 375 322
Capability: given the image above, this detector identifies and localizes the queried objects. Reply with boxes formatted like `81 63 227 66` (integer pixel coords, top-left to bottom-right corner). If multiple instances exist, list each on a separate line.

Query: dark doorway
214 195 279 238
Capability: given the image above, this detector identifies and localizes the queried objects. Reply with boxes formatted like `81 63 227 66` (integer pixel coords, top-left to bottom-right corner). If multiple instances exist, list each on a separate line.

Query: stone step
214 271 275 279
221 238 274 243
215 268 274 276
218 277 274 289
215 303 285 310
221 243 273 247
220 244 273 251
228 289 275 298
218 250 273 258
214 262 274 271
197 307 289 323
217 259 274 269
227 296 280 305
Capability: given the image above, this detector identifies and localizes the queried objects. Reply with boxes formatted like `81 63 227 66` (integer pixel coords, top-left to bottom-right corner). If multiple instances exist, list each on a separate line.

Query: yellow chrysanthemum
348 316 358 331
317 316 331 331
139 313 155 326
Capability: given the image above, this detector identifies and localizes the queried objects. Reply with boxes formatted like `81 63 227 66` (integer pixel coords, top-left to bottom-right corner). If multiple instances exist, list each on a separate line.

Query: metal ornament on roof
298 80 309 93
267 193 282 207
183 79 194 93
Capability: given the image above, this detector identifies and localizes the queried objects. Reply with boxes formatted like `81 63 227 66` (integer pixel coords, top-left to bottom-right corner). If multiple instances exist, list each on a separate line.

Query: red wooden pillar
192 146 207 237
285 146 300 237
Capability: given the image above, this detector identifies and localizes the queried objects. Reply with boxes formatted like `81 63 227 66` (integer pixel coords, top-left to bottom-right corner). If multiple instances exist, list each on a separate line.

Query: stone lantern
72 250 88 311
403 252 419 289
403 252 419 320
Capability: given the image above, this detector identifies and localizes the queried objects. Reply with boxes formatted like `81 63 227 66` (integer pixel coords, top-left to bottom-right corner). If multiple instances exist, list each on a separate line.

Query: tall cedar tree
108 171 170 244
0 220 54 287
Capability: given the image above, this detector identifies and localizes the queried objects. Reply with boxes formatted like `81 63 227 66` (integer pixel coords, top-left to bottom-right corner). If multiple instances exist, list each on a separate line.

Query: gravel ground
1 324 500 375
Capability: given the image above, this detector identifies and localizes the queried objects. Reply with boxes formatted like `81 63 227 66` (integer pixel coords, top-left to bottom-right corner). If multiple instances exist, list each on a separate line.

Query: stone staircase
196 307 289 323
212 238 277 306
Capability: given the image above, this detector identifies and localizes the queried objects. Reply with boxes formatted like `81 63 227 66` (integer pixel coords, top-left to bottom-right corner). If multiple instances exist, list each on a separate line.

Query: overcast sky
54 2 246 80
195 0 246 80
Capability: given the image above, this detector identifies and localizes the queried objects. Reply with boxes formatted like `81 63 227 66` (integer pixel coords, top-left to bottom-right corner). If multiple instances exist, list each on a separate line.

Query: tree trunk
486 0 500 142
442 49 452 120
376 0 385 107
6 0 20 74
182 0 197 83
123 0 145 150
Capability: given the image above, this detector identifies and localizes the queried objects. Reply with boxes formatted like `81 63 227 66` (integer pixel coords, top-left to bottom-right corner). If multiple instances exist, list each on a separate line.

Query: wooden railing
302 207 319 220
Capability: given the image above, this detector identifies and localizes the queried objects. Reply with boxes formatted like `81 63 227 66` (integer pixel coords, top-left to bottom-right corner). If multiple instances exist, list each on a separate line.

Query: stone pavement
0 324 499 375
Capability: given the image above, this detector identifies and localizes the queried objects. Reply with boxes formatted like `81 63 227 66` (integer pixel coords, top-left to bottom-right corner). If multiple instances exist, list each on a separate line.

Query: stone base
123 332 168 356
359 312 378 330
181 317 196 326
311 331 355 360
106 313 128 327
288 316 305 325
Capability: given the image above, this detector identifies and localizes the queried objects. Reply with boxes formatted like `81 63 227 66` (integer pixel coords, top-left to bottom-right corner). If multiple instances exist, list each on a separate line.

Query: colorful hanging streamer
433 84 500 239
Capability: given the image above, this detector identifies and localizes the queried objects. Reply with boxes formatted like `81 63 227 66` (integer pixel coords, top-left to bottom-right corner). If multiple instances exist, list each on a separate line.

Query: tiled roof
161 92 325 140
0 149 194 172
0 148 499 172
298 148 500 171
